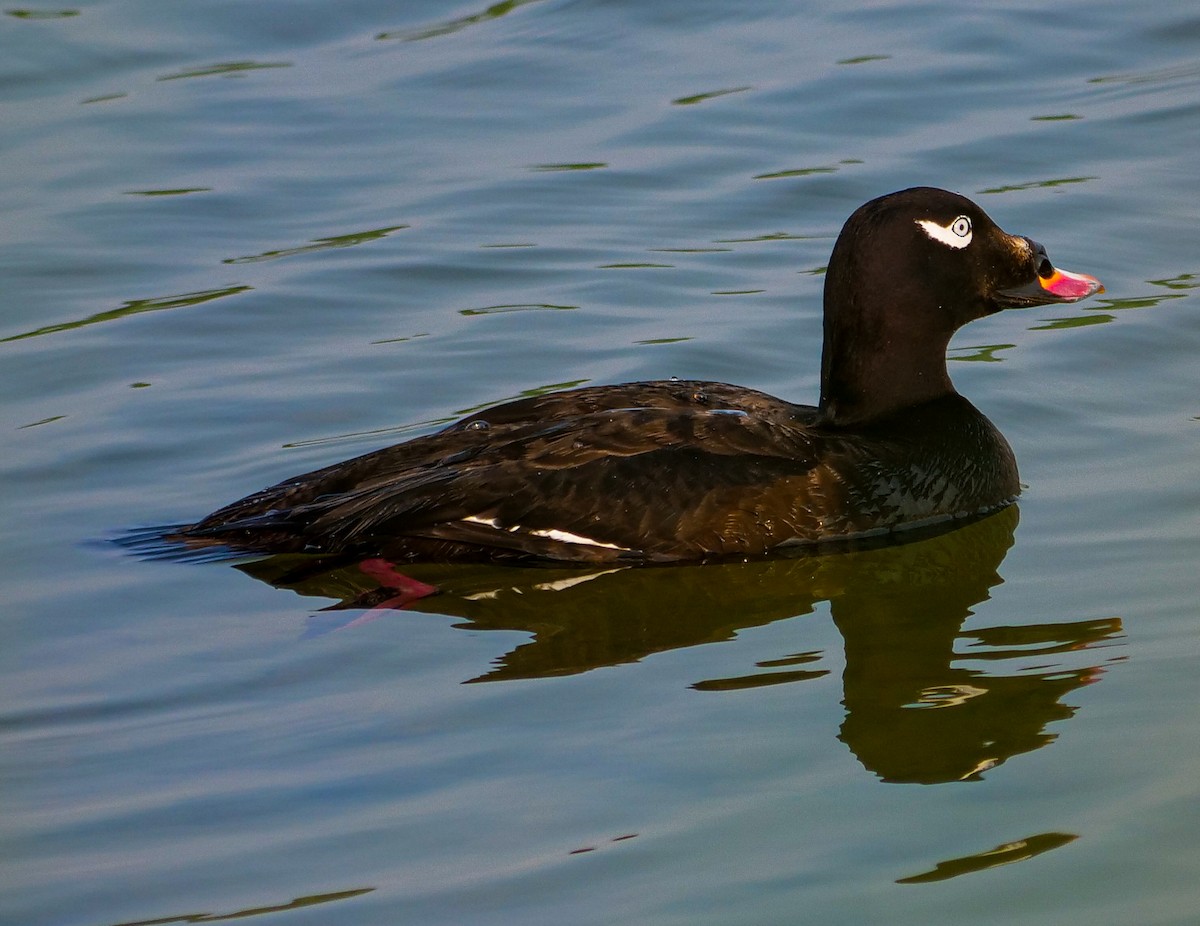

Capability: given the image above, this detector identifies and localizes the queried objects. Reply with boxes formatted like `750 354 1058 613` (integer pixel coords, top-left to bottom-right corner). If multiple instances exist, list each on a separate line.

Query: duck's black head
819 186 1102 426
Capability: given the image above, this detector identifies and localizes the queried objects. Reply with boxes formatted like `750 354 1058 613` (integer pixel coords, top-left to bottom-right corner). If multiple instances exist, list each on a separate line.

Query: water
3 1 1199 923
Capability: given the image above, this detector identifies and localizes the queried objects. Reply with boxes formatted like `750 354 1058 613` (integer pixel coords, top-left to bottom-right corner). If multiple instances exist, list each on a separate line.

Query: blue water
4 1 1200 924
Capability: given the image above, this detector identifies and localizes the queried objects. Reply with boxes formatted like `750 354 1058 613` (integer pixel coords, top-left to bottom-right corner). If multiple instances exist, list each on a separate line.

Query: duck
175 187 1102 565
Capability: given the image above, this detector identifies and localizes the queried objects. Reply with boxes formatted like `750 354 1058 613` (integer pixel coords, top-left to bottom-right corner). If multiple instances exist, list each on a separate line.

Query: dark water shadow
896 832 1078 884
234 506 1123 785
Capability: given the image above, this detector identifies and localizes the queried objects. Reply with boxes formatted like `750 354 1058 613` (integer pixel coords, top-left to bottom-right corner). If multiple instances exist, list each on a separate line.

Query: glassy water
3 1 1198 924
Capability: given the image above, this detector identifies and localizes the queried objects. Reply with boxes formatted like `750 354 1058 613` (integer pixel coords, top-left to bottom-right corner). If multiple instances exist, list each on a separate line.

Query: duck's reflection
238 506 1122 785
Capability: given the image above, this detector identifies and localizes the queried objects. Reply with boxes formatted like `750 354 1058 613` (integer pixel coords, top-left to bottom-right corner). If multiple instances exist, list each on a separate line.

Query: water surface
3 2 1199 924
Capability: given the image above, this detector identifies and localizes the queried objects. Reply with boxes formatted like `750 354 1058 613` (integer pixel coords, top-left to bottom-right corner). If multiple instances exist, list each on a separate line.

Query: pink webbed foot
309 558 441 634
357 557 440 609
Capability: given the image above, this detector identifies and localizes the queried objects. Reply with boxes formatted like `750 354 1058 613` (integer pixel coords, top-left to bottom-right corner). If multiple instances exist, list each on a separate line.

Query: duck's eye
915 215 974 250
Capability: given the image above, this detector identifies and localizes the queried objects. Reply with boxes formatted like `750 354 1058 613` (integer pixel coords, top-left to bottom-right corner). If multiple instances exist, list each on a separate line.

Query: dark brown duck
175 187 1102 564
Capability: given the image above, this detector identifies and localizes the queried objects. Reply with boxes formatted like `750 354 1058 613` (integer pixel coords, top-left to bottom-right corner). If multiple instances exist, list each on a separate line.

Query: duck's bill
996 267 1104 308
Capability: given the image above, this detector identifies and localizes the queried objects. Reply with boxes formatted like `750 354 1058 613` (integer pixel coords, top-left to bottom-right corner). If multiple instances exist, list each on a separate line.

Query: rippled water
4 2 1199 924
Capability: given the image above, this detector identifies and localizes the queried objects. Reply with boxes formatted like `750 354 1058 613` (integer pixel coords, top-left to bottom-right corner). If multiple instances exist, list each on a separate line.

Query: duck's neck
817 291 956 427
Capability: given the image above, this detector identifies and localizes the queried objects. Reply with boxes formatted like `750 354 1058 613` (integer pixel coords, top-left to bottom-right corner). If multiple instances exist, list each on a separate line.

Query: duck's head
819 186 1102 425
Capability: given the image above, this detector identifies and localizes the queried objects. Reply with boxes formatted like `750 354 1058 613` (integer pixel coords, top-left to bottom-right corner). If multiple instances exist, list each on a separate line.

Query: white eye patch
916 215 973 249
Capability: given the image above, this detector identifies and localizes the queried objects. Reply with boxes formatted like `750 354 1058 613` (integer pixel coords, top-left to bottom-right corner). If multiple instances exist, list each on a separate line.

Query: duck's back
177 381 1018 564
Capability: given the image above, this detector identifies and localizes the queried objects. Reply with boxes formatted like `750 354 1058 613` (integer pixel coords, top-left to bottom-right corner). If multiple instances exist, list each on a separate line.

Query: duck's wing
186 380 814 525
187 398 832 563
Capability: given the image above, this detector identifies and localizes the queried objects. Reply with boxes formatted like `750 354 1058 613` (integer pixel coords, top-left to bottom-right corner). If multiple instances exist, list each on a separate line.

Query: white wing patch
916 215 973 250
529 528 629 550
462 515 630 551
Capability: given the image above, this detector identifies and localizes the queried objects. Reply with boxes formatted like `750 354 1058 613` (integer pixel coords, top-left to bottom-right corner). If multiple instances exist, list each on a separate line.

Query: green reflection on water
371 332 430 345
459 303 576 316
1148 273 1198 290
978 177 1097 194
754 166 840 180
124 188 211 197
837 54 889 65
650 247 734 254
1029 288 1190 331
529 162 607 172
1029 313 1113 331
224 225 408 264
377 0 544 42
17 415 66 429
108 886 374 925
5 8 79 18
0 285 251 344
715 232 829 243
1089 62 1200 85
672 86 752 106
1095 293 1187 310
157 61 292 81
949 343 1016 362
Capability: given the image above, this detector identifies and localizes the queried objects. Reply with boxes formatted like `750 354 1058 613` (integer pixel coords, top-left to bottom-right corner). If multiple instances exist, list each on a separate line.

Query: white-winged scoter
175 187 1102 564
